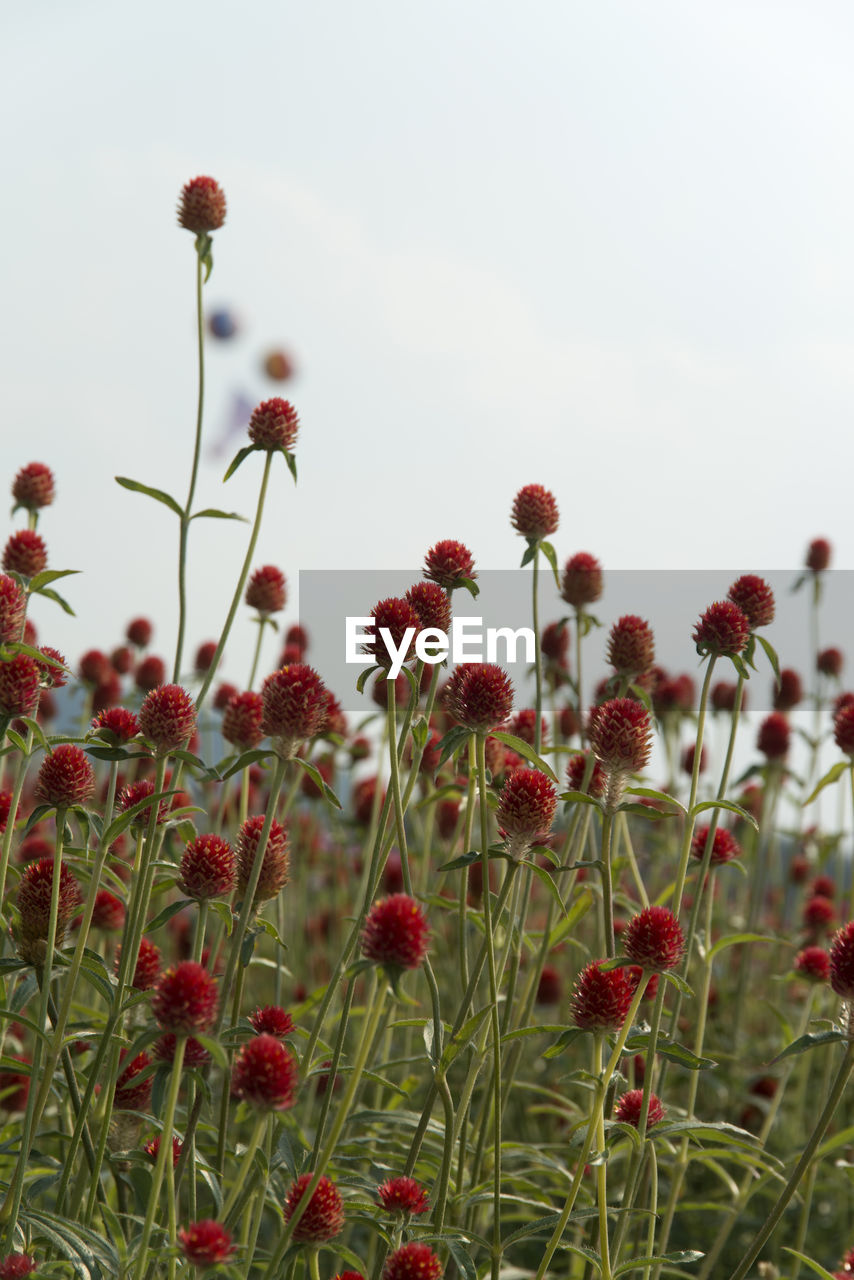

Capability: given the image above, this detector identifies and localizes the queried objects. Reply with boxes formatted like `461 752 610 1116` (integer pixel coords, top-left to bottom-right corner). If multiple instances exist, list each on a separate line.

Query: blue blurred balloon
207 309 239 340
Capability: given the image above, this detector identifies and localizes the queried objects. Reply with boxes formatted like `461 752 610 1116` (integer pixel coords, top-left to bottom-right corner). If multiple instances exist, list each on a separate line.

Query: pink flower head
232 1033 298 1110
607 615 655 678
571 960 634 1031
151 961 218 1034
260 663 329 756
727 575 775 629
177 176 227 234
361 894 429 971
236 814 290 905
35 646 67 688
693 601 750 658
283 1173 344 1242
383 1242 443 1280
0 653 40 718
614 1088 666 1130
511 484 559 539
445 663 514 733
34 743 95 808
561 552 603 608
3 530 47 579
116 935 161 991
138 683 197 755
377 1176 430 1215
0 575 27 645
179 834 236 900
496 768 557 856
12 463 54 510
248 398 299 452
423 539 476 589
509 708 548 747
246 564 287 614
623 906 684 972
178 1219 235 1267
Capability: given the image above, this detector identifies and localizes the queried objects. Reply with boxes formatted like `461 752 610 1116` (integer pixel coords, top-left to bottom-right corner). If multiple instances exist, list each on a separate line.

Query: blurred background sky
4 0 854 700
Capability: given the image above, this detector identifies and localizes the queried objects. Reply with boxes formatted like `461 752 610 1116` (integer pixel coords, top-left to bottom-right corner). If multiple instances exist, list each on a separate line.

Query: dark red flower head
0 653 40 718
366 597 423 670
113 1049 153 1111
566 751 607 799
12 461 55 512
3 530 47 579
561 552 603 608
829 921 854 1000
511 484 559 539
117 935 161 991
377 1176 430 1215
423 539 476 589
496 768 557 856
794 946 830 983
361 894 429 971
757 711 790 760
144 1134 182 1167
221 690 264 751
690 825 741 866
151 961 218 1034
248 398 299 452
249 1005 294 1037
35 646 67 689
138 683 197 755
383 1244 442 1280
804 895 835 932
126 616 153 648
806 538 832 573
232 1033 298 1110
246 564 287 614
541 620 570 664
260 664 329 755
177 176 227 234
178 1220 235 1267
406 580 452 634
774 668 802 712
728 575 775 629
17 857 82 962
818 647 844 678
0 1252 36 1278
236 814 290 905
0 574 27 645
34 743 95 808
623 906 684 972
91 890 125 931
571 960 634 1030
710 682 740 714
834 704 854 756
693 601 751 658
614 1088 665 1130
283 1173 344 1242
179 834 236 900
445 663 514 733
154 1034 210 1067
134 656 166 694
92 706 141 745
607 615 655 677
589 697 652 781
509 708 548 747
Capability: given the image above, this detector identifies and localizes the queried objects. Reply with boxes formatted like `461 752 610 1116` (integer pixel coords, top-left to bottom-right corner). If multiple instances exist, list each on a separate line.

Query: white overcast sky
4 1 854 692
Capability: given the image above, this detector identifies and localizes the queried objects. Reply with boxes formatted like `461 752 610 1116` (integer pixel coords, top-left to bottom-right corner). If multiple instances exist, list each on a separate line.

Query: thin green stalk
247 617 269 691
173 247 206 683
132 1037 188 1280
532 551 543 756
223 1110 269 1222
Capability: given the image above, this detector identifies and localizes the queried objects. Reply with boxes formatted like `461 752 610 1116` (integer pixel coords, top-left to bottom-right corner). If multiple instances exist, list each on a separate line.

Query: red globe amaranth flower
213 681 239 711
0 790 11 833
496 768 557 856
114 1049 153 1111
757 711 790 760
509 708 548 747
377 1176 430 1215
623 906 684 972
711 682 741 713
126 616 153 648
34 646 67 689
178 1220 235 1267
806 537 832 573
818 647 844 678
17 857 82 962
3 530 47 579
90 890 125 931
607 615 655 678
139 683 197 755
566 751 607 799
116 936 161 990
693 601 750 658
445 663 514 733
561 552 603 608
116 779 169 831
179 834 236 900
571 960 634 1031
151 961 218 1033
541 620 570 664
423 539 476 589
194 641 218 675
804 895 835 932
177 176 227 233
511 484 559 539
361 894 429 971
589 698 652 806
614 1088 666 1130
0 654 40 718
232 1034 298 1110
283 1174 344 1242
249 1005 294 1037
728 575 775 629
367 597 423 670
35 743 95 808
222 690 264 751
383 1243 443 1280
834 704 854 756
0 1253 36 1278
260 663 329 755
154 1034 210 1067
13 463 54 511
829 921 854 1000
652 670 695 717
774 668 802 711
246 564 287 614
248 398 299 452
236 814 290 905
690 825 741 866
536 965 562 1004
135 655 166 694
144 1134 182 1167
406 581 452 634
795 946 830 983
92 706 141 745
0 574 27 644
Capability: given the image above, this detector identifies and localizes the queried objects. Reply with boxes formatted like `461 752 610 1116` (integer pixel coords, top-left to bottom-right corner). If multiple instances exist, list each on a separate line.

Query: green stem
173 247 206 683
132 1037 188 1280
476 732 503 1280
532 550 543 756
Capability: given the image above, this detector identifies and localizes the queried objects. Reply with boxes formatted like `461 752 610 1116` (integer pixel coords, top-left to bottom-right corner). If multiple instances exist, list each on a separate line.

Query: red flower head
383 1243 442 1280
236 814 290 905
690 825 741 866
126 617 153 648
0 1253 36 1278
794 946 830 983
178 1220 235 1268
727 575 775 630
116 935 161 991
829 921 854 1000
623 906 684 972
154 1034 210 1067
818 647 844 678
232 1033 298 1110
91 890 125 931
566 751 607 799
774 668 802 712
804 895 835 933
151 961 218 1034
607 615 655 678
571 960 634 1031
113 1049 153 1111
177 176 227 234
496 768 557 856
834 704 854 756
12 461 55 512
17 857 82 962
561 552 603 608
139 683 197 756
179 834 236 900
541 620 570 665
509 708 548 747
283 1173 344 1242
0 790 11 833
406 581 452 635
511 484 559 539
806 537 832 573
194 641 218 675
377 1176 430 1215
445 663 514 733
0 574 27 644
361 894 429 971
0 653 40 718
589 697 652 808
221 690 264 752
757 711 790 761
423 539 476 590
249 1005 294 1037
366 597 423 670
135 654 166 692
35 743 95 808
248 398 299 452
92 706 141 745
260 663 329 756
710 681 741 714
116 779 169 832
3 530 47 579
536 965 562 1005
693 601 751 658
144 1134 182 1167
246 564 287 614
614 1088 666 1130
35 646 67 689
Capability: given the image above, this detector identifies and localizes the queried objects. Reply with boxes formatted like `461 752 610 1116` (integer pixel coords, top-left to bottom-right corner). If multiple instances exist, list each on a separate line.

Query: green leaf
146 898 193 934
625 786 686 815
27 568 80 591
293 757 343 809
520 539 538 568
539 539 561 588
691 796 759 829
625 1031 716 1070
445 1238 478 1280
193 1034 229 1071
282 448 298 483
216 747 273 781
661 970 693 997
459 576 479 599
502 1212 562 1248
755 632 781 684
115 474 183 515
190 507 249 522
544 1026 588 1059
560 789 604 809
804 759 850 806
653 1120 756 1148
437 724 472 768
772 1028 849 1064
780 1250 837 1280
223 444 256 482
440 1007 491 1070
35 585 75 615
707 932 769 961
437 851 480 873
489 731 558 782
619 803 678 822
356 663 381 694
614 1251 703 1276
520 858 567 917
